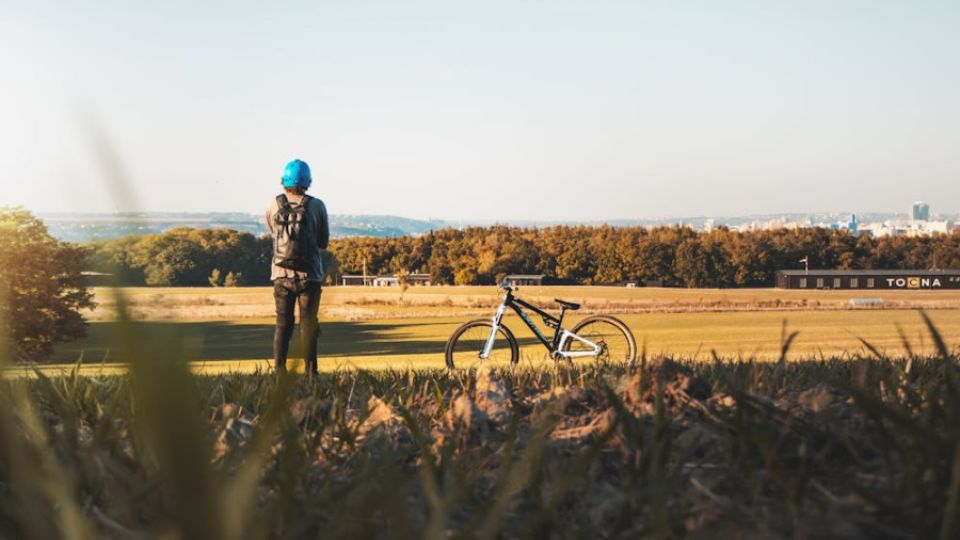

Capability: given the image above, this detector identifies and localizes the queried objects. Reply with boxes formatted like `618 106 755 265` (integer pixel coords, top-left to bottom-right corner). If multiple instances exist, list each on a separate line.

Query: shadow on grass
50 320 542 363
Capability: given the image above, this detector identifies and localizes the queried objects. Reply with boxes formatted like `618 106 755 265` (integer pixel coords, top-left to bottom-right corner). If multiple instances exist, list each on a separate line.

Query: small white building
373 276 399 287
341 275 375 286
342 272 432 287
504 274 546 287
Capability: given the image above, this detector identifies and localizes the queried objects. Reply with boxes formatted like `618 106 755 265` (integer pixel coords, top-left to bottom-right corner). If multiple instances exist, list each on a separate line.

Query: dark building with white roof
504 274 546 287
776 270 960 290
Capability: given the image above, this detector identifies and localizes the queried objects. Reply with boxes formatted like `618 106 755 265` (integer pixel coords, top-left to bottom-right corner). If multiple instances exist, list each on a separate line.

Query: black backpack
272 194 311 270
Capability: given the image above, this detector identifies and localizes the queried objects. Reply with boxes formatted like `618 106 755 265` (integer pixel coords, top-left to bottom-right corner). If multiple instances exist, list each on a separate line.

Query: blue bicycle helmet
281 159 312 188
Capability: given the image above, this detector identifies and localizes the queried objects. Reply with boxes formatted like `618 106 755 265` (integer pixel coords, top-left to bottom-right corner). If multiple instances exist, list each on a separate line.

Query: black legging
273 278 322 374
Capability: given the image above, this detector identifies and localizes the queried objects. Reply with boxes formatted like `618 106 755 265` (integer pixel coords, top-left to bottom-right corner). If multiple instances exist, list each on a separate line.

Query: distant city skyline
2 2 959 220
36 200 957 225
39 205 958 244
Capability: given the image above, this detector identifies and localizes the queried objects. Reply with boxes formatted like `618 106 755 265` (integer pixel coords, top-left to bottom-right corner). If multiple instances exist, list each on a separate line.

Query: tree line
89 227 273 286
87 224 960 288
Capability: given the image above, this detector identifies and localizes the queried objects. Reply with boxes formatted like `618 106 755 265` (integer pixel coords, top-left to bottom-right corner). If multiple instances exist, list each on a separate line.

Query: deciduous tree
0 208 93 361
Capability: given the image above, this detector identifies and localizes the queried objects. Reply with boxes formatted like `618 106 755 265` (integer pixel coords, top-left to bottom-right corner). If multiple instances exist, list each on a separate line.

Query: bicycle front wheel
564 315 637 363
445 319 519 369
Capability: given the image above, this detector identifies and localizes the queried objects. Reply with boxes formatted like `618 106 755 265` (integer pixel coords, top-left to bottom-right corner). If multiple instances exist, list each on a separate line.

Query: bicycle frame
481 286 602 360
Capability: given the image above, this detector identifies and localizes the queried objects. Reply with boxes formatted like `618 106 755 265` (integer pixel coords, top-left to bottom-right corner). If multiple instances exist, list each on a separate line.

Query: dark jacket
265 194 329 282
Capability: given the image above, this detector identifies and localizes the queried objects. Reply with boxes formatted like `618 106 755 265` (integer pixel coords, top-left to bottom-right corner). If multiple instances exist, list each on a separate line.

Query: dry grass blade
519 409 623 538
475 405 559 540
857 336 885 360
920 310 952 362
468 412 520 537
115 287 224 538
394 404 447 540
778 320 799 366
846 384 949 452
0 280 98 539
222 373 297 540
895 323 915 359
0 384 99 539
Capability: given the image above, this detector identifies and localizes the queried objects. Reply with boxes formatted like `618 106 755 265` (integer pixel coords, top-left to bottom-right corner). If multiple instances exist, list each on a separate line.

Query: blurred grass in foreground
1 288 960 538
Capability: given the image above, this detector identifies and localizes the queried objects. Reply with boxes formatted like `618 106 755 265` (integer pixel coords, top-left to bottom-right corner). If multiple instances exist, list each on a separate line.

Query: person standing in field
266 159 330 376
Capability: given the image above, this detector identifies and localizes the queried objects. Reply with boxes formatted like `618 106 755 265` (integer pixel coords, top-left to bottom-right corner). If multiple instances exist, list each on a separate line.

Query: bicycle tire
444 319 519 369
563 314 637 363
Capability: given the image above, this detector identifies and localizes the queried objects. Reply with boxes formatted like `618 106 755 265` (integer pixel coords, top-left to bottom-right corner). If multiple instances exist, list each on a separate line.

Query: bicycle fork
480 303 507 360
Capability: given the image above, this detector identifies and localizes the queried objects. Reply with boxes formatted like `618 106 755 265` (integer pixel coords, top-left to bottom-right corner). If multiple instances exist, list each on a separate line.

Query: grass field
11 286 959 377
82 285 960 321
6 287 960 537
5 356 960 537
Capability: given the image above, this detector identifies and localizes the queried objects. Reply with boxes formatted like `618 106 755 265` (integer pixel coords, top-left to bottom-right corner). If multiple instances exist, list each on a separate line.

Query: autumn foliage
88 224 960 287
330 225 960 287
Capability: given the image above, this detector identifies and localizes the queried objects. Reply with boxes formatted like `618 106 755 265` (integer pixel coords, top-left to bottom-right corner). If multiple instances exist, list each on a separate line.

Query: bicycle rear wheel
445 319 519 369
564 315 637 363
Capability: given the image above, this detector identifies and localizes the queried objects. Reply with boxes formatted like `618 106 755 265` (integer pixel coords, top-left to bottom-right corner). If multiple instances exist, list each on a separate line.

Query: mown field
80 285 960 321
20 286 960 377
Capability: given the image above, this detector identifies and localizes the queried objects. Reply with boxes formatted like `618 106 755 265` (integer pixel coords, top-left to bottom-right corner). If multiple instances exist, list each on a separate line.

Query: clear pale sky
2 1 958 220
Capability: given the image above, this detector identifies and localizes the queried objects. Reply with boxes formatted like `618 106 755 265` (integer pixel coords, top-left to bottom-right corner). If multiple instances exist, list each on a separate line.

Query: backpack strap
298 194 310 208
276 194 290 209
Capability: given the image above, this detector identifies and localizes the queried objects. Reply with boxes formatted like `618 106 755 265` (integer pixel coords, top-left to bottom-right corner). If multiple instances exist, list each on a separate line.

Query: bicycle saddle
555 298 580 311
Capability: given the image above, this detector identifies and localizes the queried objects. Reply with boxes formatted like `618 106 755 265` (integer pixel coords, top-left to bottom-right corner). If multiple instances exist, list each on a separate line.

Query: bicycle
444 280 637 368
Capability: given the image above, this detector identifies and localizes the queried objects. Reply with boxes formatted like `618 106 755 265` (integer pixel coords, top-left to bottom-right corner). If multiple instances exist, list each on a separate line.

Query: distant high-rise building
912 201 930 221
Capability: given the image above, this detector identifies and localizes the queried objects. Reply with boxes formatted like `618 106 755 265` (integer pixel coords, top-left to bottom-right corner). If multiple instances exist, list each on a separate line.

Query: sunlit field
81 285 960 321
7 286 958 377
